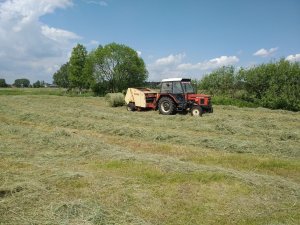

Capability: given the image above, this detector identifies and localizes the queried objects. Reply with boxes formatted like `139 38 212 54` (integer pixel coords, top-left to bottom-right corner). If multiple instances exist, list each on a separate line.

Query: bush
91 81 109 96
212 95 259 108
105 93 125 107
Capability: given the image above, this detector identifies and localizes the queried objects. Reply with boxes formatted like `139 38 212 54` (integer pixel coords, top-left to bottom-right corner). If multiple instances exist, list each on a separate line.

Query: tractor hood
187 93 211 98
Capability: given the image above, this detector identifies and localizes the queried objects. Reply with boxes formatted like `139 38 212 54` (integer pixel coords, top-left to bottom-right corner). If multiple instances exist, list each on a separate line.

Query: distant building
44 83 58 88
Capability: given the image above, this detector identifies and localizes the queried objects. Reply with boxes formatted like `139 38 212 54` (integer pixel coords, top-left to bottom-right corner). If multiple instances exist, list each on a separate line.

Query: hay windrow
0 94 299 225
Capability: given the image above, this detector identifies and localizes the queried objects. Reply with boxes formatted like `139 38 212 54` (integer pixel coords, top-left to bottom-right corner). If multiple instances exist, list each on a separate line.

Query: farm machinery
125 78 213 116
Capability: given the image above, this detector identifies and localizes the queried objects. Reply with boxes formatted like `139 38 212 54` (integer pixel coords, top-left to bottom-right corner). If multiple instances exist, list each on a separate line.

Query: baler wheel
127 103 136 111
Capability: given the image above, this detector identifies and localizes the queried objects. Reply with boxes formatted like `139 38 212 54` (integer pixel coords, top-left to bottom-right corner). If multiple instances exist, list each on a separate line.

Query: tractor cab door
172 82 186 107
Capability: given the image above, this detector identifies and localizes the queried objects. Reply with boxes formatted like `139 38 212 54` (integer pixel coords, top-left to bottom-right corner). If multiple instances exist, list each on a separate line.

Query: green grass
0 93 299 225
0 88 94 97
0 87 64 95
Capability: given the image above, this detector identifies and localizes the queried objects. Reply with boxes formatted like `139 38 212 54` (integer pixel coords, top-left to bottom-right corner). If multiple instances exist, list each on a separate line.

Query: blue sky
0 0 299 83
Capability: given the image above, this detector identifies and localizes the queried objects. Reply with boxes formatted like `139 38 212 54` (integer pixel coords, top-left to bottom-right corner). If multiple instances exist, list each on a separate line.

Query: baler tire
191 106 203 117
127 103 136 111
158 97 176 115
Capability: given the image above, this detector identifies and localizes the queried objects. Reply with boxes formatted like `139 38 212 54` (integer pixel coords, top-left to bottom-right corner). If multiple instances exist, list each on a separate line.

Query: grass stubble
0 93 299 225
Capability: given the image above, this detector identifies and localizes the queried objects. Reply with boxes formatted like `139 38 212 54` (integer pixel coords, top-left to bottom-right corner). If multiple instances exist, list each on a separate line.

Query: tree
239 63 275 99
91 43 148 94
82 47 99 91
68 44 88 93
14 79 30 88
53 63 70 88
257 59 300 111
33 80 41 88
198 66 236 95
196 59 300 111
237 59 300 111
0 78 7 87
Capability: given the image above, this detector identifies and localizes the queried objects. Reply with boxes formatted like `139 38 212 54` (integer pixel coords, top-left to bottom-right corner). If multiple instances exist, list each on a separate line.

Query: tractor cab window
173 82 183 94
181 82 194 93
161 82 172 93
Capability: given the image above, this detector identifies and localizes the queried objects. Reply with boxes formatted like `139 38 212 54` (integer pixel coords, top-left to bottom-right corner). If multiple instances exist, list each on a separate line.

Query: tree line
53 42 148 95
0 78 47 88
2 42 299 111
196 59 300 111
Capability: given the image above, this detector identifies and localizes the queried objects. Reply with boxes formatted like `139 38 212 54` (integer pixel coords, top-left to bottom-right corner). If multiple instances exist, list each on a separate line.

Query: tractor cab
159 78 194 112
160 78 195 95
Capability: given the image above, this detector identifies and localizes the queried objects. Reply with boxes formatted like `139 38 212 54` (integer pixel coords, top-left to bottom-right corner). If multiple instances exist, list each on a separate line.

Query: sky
0 0 300 84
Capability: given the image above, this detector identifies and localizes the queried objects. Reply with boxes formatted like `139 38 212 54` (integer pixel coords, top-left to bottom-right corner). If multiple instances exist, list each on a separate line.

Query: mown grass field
0 89 299 225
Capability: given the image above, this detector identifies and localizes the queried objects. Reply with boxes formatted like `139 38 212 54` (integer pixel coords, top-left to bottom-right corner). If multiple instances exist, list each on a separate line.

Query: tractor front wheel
158 97 176 115
191 106 203 117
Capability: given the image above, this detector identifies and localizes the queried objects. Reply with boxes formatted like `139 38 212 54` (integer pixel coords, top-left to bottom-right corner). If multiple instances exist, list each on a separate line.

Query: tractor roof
161 78 191 82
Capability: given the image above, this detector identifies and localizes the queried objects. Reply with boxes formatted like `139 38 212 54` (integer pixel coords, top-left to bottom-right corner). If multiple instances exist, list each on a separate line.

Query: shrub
212 95 259 108
105 93 125 107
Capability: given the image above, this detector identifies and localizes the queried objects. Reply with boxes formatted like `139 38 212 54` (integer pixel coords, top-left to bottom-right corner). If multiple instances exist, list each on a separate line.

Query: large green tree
241 59 300 111
68 44 88 93
198 59 300 111
53 63 70 88
82 47 99 91
14 78 30 88
199 66 236 95
90 43 148 94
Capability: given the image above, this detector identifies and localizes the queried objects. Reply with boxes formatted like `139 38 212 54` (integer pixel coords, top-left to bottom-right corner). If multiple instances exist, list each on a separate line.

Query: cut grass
0 87 65 96
0 94 299 225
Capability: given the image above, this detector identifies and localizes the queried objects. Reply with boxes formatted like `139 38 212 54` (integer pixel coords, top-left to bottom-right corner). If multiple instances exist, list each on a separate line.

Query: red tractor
125 78 213 116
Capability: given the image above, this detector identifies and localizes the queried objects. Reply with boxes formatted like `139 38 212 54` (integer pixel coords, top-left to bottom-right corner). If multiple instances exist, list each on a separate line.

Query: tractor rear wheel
127 103 136 111
158 97 176 115
191 106 203 117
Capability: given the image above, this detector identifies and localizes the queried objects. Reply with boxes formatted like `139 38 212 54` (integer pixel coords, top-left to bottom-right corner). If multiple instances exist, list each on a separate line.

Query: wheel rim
161 101 171 113
192 109 200 116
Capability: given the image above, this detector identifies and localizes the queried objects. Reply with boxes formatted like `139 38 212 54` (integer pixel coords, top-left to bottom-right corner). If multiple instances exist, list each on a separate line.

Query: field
0 90 299 225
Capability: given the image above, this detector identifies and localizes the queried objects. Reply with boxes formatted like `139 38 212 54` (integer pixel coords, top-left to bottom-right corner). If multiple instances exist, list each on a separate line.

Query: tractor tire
127 103 136 111
191 106 203 117
158 97 176 115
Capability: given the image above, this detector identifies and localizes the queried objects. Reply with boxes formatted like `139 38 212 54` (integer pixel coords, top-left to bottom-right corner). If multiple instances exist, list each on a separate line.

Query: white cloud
136 51 142 57
147 53 185 80
177 56 239 71
285 53 300 62
83 0 108 6
41 25 80 42
84 40 100 49
147 54 239 81
253 47 278 57
90 40 100 45
0 0 79 83
155 53 185 66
